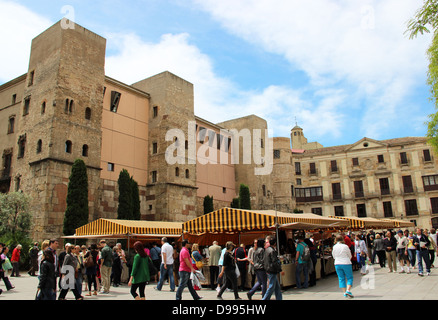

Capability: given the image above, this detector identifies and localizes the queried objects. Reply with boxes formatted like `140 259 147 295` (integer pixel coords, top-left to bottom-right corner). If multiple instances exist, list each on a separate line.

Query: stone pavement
1 264 438 301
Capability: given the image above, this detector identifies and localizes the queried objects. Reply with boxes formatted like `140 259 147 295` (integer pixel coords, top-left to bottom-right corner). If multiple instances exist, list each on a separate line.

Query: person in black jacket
262 236 284 300
247 239 267 300
217 242 241 300
37 249 56 300
383 231 397 273
413 228 431 276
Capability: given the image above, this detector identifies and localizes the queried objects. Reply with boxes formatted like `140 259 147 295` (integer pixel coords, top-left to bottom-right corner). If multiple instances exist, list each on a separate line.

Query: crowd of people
331 227 438 299
1 227 436 300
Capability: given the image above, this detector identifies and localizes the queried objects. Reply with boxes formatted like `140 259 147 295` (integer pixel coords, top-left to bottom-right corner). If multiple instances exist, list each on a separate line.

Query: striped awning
75 218 183 237
380 219 415 228
183 208 349 235
328 216 395 229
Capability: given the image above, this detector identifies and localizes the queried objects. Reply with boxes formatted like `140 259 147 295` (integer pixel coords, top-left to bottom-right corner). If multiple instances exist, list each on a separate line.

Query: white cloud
192 0 433 141
0 0 52 83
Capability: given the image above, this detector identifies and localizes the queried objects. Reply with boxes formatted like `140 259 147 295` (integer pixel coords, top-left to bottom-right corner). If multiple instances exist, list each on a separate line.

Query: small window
262 185 266 197
152 142 158 154
261 138 264 148
185 140 189 150
85 107 91 120
36 139 42 154
12 94 17 105
7 117 15 134
82 144 88 157
383 201 393 218
41 101 46 114
65 140 72 154
377 154 384 163
110 91 121 113
357 203 367 217
334 206 344 217
331 160 338 172
153 106 158 118
311 207 323 216
65 99 74 114
295 162 301 175
108 162 115 172
15 176 21 191
28 70 34 86
296 178 302 186
23 96 30 115
185 169 189 179
424 149 432 162
273 150 281 159
223 187 226 194
17 135 26 158
151 171 157 183
175 167 179 177
352 158 359 166
400 152 408 165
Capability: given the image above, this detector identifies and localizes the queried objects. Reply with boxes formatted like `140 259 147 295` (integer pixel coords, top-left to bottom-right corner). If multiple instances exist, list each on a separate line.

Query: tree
230 198 240 209
117 169 133 220
131 177 141 220
63 159 89 236
406 1 438 151
203 195 214 214
0 192 32 238
239 184 251 210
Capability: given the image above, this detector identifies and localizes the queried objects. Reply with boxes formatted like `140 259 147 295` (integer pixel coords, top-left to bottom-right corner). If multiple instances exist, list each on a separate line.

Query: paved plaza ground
2 263 438 301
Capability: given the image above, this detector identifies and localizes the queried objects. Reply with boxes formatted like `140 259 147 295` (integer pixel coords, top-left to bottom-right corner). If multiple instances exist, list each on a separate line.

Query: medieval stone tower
13 21 106 240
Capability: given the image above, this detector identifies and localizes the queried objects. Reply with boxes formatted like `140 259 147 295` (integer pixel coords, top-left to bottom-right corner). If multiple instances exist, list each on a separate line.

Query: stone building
1 20 438 242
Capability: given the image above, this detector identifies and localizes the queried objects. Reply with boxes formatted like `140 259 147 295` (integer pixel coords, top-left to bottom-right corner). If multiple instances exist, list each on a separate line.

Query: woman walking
84 244 99 296
58 244 83 300
191 243 203 290
354 234 368 275
217 242 241 300
37 249 57 300
332 235 354 298
128 241 150 300
407 231 416 269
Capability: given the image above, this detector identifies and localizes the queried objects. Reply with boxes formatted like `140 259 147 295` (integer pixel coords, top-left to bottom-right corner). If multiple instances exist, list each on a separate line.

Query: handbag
148 257 157 276
192 254 203 269
2 257 13 270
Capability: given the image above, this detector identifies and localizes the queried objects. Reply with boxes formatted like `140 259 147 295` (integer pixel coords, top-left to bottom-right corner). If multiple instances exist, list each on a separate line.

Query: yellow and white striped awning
75 218 183 237
183 208 349 235
328 216 396 229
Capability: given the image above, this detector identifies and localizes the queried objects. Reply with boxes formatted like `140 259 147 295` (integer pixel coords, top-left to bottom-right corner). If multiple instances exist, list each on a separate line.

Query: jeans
262 273 282 300
295 263 309 288
76 275 83 295
356 253 367 274
176 271 201 300
156 264 175 291
335 264 353 288
248 269 267 298
407 249 416 267
417 250 431 274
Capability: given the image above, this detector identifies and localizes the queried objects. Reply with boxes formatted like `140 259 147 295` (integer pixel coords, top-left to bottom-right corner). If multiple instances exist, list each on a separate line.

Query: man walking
208 241 221 290
155 237 175 292
176 240 202 300
395 230 410 274
383 231 397 273
100 240 113 294
262 236 283 300
413 228 431 276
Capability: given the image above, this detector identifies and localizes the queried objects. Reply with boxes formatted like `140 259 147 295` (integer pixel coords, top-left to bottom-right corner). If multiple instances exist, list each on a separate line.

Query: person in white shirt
332 234 354 298
354 234 368 275
154 237 175 292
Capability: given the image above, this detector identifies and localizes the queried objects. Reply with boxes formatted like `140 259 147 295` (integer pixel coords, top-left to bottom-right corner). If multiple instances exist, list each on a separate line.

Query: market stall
380 218 415 228
327 216 396 230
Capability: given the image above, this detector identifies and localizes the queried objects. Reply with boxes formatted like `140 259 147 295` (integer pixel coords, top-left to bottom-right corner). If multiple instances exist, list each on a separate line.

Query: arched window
41 101 46 114
85 107 91 120
36 139 42 154
185 169 189 179
82 144 88 157
65 140 72 153
175 167 180 177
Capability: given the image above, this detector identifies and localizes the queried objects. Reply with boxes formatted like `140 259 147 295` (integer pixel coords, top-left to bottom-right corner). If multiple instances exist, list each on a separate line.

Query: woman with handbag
128 241 150 300
191 243 203 290
84 244 99 296
58 244 84 300
0 245 14 291
217 242 242 300
354 234 368 275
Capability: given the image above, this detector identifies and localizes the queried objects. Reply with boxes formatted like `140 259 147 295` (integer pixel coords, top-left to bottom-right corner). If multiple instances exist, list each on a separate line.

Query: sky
0 0 435 148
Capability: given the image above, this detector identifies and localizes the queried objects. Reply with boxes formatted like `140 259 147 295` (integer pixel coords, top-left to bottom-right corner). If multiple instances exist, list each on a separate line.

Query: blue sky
0 0 435 148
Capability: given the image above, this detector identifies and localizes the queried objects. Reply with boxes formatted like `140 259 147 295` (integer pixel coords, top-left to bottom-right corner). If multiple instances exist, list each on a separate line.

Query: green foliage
239 184 251 210
118 169 133 220
203 195 214 214
63 159 89 236
131 177 141 220
406 1 438 151
231 198 240 209
293 208 304 214
0 192 33 269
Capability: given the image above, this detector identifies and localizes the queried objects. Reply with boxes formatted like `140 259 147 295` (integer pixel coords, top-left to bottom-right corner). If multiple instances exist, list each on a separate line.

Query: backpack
84 253 95 268
300 243 311 262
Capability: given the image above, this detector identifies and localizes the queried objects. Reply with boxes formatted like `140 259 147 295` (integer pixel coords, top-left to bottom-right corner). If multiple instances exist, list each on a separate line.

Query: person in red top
11 244 22 277
175 240 202 300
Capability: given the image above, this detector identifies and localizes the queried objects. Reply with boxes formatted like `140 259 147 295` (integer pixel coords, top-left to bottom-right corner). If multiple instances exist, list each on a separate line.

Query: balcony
380 189 391 196
402 186 417 195
308 169 318 176
331 193 342 201
296 195 323 203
